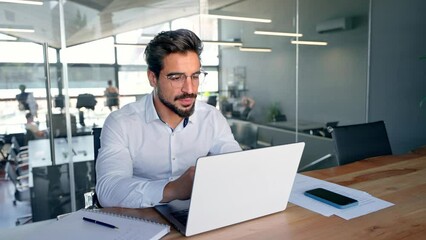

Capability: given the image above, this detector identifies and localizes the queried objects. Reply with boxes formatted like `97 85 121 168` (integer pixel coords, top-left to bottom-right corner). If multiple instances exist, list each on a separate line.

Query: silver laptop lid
185 142 305 236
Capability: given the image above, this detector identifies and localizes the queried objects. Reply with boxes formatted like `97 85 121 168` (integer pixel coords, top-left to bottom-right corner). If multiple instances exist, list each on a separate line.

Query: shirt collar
145 93 160 124
145 92 196 128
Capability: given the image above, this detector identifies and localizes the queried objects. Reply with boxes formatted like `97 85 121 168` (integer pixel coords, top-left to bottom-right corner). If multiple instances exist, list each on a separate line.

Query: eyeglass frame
162 70 208 88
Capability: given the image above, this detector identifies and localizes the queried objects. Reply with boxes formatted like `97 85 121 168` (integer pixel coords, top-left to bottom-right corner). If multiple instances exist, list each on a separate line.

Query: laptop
155 142 305 236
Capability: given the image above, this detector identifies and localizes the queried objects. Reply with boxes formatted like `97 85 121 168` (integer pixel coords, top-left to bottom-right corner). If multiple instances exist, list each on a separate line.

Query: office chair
309 121 339 138
206 96 217 107
0 135 7 161
76 94 97 127
105 92 120 109
330 121 392 166
5 159 32 225
230 121 257 150
256 127 273 148
24 129 36 146
8 136 29 175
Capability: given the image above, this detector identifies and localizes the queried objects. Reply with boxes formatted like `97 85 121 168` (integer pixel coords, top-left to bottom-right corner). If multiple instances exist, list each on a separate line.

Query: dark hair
25 113 33 119
144 29 203 78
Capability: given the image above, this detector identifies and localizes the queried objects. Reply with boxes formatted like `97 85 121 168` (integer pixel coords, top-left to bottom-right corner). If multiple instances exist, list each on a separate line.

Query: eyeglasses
164 70 208 88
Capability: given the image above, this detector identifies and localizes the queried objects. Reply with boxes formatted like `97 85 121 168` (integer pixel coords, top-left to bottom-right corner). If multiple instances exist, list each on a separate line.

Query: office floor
0 166 32 229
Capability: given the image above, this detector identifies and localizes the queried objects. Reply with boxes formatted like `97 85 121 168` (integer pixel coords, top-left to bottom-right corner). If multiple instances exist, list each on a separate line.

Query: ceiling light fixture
0 27 34 33
291 40 328 46
202 14 271 23
203 40 243 47
254 30 302 37
0 0 43 5
239 47 272 52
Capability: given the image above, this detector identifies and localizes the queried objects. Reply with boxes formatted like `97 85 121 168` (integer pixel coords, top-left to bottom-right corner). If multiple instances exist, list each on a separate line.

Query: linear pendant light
239 47 271 52
202 14 271 23
255 30 302 37
291 40 328 46
0 0 43 5
0 27 35 33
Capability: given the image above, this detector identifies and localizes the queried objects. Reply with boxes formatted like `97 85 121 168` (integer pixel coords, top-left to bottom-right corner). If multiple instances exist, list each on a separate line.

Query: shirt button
172 157 176 161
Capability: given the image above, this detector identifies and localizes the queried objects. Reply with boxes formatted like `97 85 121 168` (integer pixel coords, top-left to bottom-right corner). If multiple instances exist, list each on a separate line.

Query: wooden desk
102 150 426 240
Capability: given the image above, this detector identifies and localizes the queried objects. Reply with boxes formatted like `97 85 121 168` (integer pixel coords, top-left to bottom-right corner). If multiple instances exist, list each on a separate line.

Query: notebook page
30 209 170 240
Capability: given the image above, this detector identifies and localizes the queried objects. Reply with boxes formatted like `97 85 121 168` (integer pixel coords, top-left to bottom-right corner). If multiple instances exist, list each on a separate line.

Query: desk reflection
31 161 95 222
28 135 95 222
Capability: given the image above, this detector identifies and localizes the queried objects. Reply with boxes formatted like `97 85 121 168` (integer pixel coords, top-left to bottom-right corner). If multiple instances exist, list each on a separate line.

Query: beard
158 89 197 118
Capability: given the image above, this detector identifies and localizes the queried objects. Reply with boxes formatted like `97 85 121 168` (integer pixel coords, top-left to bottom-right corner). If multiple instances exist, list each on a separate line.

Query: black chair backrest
91 127 102 208
331 121 392 166
326 121 339 128
25 129 36 146
76 94 97 110
106 92 119 107
92 127 102 162
207 96 217 107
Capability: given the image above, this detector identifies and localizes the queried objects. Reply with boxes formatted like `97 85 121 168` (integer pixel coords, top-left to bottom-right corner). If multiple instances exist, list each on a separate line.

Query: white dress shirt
96 93 241 208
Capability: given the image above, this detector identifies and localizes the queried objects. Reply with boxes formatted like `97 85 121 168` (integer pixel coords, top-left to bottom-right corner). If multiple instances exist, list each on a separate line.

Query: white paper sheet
289 174 394 220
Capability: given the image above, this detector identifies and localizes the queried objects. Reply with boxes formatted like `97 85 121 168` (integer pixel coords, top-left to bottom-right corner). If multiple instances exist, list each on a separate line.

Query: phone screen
304 188 358 208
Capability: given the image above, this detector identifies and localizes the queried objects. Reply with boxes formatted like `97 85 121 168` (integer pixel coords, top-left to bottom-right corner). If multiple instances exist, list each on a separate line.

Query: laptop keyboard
171 209 189 226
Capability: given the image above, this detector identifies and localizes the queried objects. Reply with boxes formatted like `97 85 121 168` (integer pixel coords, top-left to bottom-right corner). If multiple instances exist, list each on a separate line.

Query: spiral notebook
31 209 170 240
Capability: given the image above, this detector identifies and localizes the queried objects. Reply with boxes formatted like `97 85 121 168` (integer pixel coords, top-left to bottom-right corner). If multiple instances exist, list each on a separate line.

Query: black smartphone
304 188 358 209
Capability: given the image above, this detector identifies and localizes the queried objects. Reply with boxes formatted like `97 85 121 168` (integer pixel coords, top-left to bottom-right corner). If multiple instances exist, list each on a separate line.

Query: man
25 113 46 139
96 29 241 208
104 79 120 111
240 96 255 120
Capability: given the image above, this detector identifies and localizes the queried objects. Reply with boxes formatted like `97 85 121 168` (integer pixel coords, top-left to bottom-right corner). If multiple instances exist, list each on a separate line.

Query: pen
82 217 119 229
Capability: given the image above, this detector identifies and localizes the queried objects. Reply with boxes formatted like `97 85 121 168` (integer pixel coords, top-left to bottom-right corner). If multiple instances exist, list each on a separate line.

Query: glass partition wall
296 0 370 169
0 0 370 228
218 0 370 170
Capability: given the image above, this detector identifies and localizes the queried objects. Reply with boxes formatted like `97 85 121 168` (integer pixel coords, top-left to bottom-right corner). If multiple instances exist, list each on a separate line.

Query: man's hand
161 166 195 203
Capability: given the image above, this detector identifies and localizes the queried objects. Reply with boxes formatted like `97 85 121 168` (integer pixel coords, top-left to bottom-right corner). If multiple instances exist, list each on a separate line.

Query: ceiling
0 0 244 48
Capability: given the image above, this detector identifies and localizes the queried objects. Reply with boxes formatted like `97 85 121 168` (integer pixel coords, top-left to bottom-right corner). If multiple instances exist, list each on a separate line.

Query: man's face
151 52 200 118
